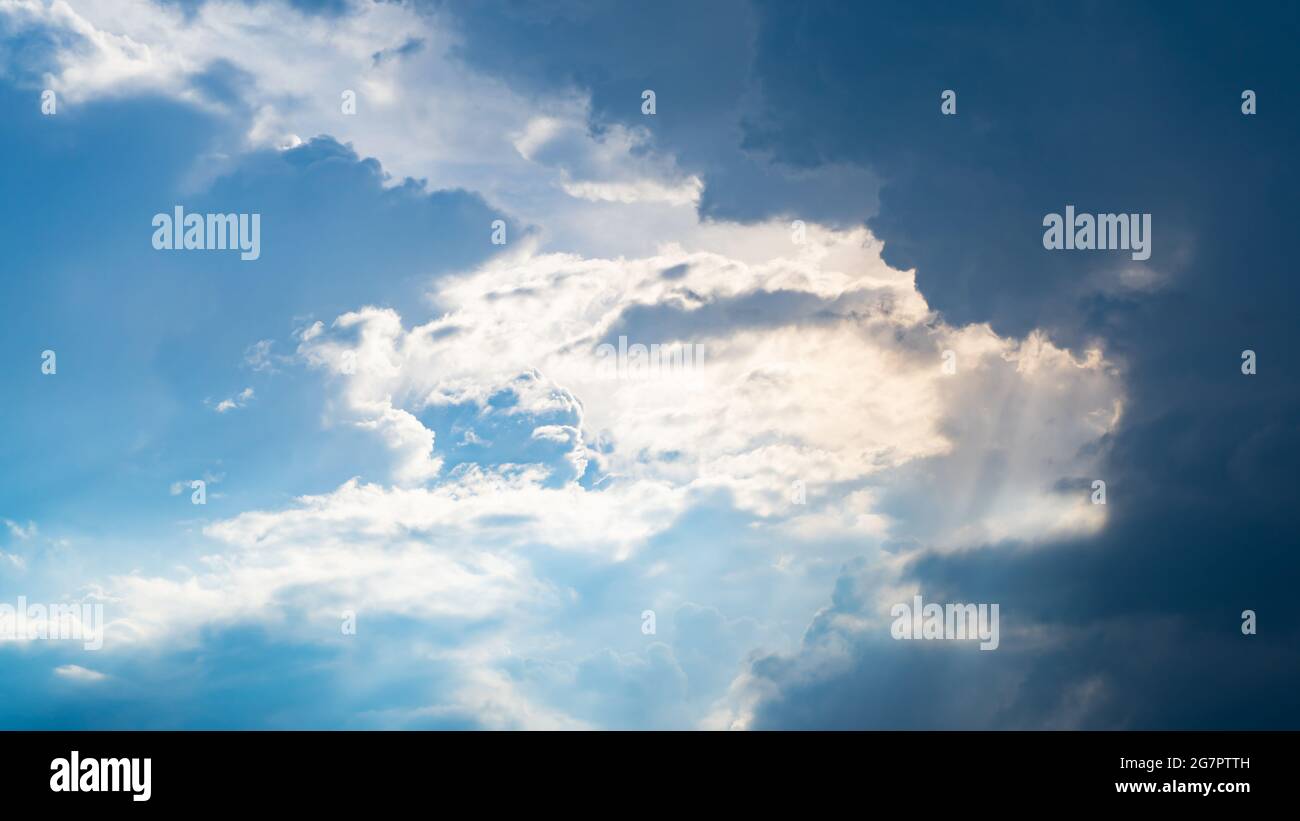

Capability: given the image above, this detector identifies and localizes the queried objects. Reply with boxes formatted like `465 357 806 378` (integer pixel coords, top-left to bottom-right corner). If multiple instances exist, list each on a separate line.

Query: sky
0 0 1296 729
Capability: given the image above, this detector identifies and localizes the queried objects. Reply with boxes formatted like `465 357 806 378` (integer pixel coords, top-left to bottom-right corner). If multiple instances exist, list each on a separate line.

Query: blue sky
1 0 1297 729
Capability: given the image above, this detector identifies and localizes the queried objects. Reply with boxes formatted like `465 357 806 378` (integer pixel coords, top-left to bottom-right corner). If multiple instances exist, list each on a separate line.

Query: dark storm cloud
439 0 1300 727
734 0 1300 728
442 0 880 226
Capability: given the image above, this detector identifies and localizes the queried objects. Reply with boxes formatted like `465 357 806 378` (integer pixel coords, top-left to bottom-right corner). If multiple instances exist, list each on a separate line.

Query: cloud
3 519 36 540
687 0 1300 730
294 219 1118 546
211 387 254 413
54 664 107 683
243 339 287 372
0 0 750 263
82 216 1120 728
9 0 1282 731
513 115 703 206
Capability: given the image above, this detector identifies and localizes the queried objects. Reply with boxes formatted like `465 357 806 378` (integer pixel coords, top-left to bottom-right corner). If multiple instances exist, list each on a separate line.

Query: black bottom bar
4 730 1284 808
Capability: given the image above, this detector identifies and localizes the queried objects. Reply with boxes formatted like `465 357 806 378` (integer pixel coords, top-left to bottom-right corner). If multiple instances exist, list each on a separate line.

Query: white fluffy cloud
95 217 1121 728
295 220 1117 545
0 0 697 248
